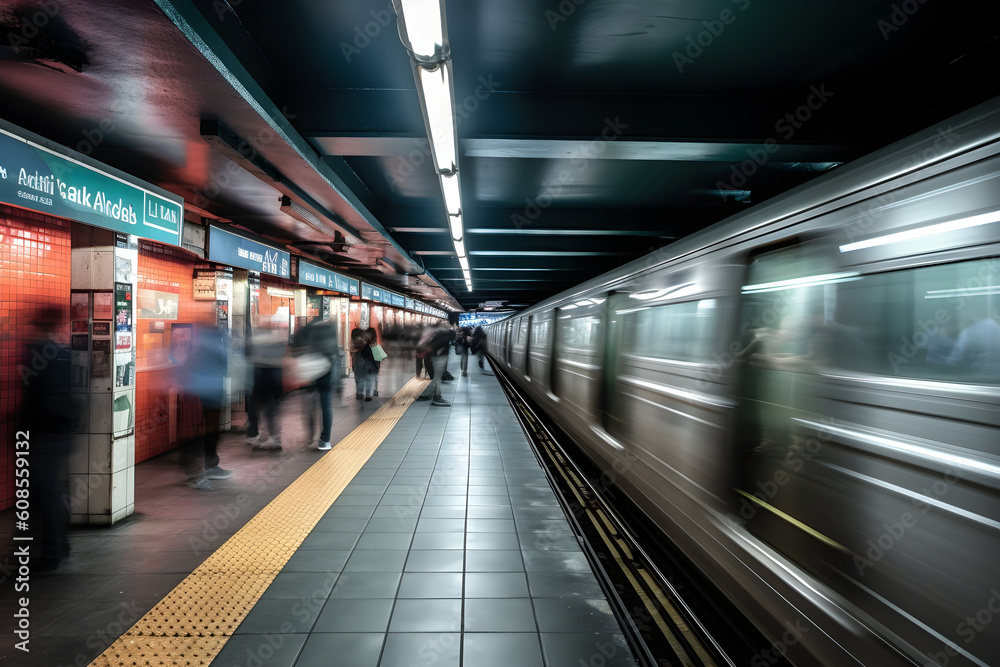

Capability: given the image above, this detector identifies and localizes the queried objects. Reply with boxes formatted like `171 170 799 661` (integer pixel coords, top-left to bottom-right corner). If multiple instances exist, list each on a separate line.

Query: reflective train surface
487 96 1000 666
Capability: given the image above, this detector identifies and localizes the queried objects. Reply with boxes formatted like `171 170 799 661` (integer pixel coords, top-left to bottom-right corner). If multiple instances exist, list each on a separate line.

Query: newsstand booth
0 119 183 524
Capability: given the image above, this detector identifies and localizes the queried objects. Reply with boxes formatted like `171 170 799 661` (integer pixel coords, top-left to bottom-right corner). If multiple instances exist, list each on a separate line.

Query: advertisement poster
71 334 88 351
216 300 229 328
93 321 111 337
216 270 232 301
138 287 179 319
94 291 113 320
116 331 132 351
115 282 132 330
72 320 89 334
91 339 111 377
71 292 89 320
115 351 135 388
194 270 217 300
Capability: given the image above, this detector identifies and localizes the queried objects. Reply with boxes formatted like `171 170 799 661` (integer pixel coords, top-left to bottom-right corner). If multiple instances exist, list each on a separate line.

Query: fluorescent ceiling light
448 213 463 240
840 209 1000 253
742 272 860 294
459 255 469 271
419 63 456 173
441 173 461 216
399 0 444 60
454 238 466 258
463 269 472 282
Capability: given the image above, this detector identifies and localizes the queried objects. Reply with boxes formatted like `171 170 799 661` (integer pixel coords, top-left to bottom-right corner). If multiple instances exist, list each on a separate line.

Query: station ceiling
1 0 999 311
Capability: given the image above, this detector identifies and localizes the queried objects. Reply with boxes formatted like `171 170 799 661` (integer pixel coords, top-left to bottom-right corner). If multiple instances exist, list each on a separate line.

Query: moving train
487 96 1000 666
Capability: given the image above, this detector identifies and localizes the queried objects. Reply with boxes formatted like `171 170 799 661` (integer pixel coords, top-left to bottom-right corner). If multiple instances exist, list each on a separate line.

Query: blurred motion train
487 97 1000 666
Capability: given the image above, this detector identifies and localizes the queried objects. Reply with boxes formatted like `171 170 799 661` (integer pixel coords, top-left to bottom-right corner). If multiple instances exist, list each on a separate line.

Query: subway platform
0 356 640 667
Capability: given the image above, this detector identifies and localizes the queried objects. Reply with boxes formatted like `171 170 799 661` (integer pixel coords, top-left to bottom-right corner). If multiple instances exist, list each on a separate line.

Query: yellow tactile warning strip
89 377 429 667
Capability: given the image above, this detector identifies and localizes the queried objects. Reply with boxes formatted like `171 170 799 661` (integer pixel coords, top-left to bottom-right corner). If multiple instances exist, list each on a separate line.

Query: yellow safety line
89 378 428 667
734 488 852 554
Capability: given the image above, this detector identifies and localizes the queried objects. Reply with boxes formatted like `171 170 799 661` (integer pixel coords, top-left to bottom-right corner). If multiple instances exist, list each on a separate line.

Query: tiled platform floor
0 356 639 666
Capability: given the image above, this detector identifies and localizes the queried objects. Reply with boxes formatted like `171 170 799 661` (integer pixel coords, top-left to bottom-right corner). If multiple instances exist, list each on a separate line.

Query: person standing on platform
247 326 285 450
350 327 366 399
357 329 378 402
470 325 490 373
18 306 83 571
291 316 341 451
177 323 234 490
367 326 384 397
455 326 472 377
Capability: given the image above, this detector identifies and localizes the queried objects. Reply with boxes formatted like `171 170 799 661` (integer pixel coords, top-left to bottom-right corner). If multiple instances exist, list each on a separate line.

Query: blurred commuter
18 306 82 571
176 323 233 490
367 326 386 397
946 306 1000 378
455 326 472 376
291 316 341 450
350 327 366 399
357 329 378 402
416 324 453 406
247 327 285 450
470 326 489 373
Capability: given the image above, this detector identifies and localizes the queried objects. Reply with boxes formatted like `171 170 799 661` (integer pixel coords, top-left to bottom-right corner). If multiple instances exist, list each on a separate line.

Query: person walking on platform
367 326 385 397
357 329 379 402
176 323 234 490
416 324 453 406
247 326 285 450
455 326 472 376
18 306 83 570
470 325 490 374
291 316 341 451
350 327 366 399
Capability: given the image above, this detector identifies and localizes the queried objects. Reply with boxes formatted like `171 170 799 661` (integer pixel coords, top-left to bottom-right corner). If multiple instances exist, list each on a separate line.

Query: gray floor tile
311 517 370 532
526 571 607 598
465 572 530 598
422 496 467 506
364 517 418 532
539 633 638 667
330 572 402 598
464 598 537 632
466 518 516 533
379 633 460 667
213 633 306 667
281 550 350 573
523 532 583 552
533 599 621 633
324 505 377 518
467 506 514 519
467 495 510 507
295 633 384 667
425 485 468 496
464 550 524 572
466 532 521 550
416 518 466 533
356 532 414 550
417 506 466 519
261 572 338 600
313 598 394 633
462 633 544 667
404 550 465 572
297 532 360 551
235 598 323 634
410 532 466 550
521 550 591 573
343 549 408 573
389 599 462 632
397 572 464 598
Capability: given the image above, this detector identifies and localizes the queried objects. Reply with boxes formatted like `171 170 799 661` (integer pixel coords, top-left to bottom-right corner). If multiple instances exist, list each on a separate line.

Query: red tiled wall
134 242 212 463
0 207 72 511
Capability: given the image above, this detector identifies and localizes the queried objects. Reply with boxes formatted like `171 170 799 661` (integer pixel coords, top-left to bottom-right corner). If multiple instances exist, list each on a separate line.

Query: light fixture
459 255 469 271
418 62 457 174
840 209 1000 253
454 238 466 258
448 213 463 240
396 0 445 61
441 173 461 216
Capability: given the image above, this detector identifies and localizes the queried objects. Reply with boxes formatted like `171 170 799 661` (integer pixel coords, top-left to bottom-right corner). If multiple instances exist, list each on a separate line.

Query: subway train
487 96 1000 666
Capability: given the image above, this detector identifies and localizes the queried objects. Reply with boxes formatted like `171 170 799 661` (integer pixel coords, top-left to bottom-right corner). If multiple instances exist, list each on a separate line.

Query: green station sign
0 121 184 246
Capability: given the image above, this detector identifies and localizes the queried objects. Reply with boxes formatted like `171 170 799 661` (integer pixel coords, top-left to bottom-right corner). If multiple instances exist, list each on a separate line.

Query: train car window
531 318 551 347
560 315 602 349
834 257 1000 384
621 299 717 362
518 318 529 345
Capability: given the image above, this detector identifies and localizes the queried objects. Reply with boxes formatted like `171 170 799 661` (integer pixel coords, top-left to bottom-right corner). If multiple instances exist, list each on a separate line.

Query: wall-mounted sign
138 287 179 319
207 225 290 278
193 270 217 300
390 292 405 308
0 122 184 246
298 260 359 296
404 297 415 311
361 282 383 302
